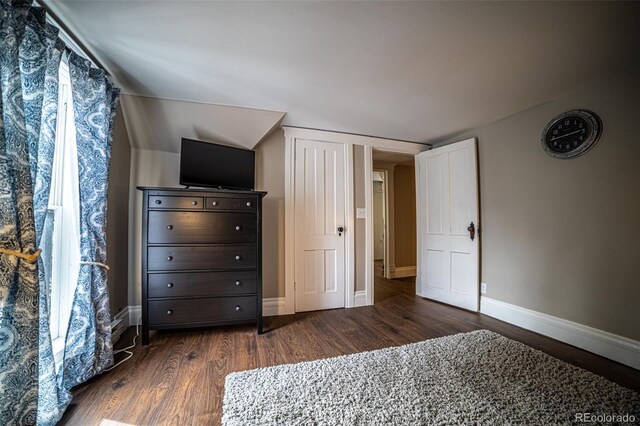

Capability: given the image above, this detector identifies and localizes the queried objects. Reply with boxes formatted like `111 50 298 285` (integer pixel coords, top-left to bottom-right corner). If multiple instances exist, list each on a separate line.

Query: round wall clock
541 110 602 159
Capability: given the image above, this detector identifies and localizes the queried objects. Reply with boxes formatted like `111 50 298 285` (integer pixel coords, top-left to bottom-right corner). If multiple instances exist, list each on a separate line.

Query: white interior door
294 139 347 311
416 138 479 311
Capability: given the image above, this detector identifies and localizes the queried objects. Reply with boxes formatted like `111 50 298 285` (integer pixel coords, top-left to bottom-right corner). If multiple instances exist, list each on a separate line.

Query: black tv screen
179 138 255 190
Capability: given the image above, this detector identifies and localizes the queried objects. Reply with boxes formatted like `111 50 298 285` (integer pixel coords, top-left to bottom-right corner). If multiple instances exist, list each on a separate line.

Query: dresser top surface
137 186 267 197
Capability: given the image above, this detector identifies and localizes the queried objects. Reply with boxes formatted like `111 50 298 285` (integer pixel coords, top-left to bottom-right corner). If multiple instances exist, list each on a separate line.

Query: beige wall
354 146 366 292
439 67 640 340
106 107 131 317
393 165 416 268
254 129 286 298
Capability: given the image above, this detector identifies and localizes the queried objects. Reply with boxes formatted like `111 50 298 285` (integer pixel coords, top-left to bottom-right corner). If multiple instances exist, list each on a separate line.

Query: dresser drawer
147 211 256 244
149 196 203 210
148 245 257 271
148 296 257 325
148 271 257 298
206 197 256 211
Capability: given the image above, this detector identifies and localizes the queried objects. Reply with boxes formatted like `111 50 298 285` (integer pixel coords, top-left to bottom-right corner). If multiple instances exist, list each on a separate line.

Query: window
42 57 81 369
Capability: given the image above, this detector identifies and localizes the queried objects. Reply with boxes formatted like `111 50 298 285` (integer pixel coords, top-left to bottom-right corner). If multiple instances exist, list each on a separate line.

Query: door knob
467 222 476 241
337 226 344 236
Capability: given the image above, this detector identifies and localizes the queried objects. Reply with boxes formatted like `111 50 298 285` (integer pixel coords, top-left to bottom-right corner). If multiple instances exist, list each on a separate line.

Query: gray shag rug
223 330 639 425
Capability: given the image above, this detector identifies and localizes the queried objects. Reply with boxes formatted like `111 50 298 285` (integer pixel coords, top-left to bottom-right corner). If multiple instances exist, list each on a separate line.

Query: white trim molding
354 291 368 307
480 297 640 370
344 144 356 308
128 305 142 326
263 297 287 317
363 146 374 306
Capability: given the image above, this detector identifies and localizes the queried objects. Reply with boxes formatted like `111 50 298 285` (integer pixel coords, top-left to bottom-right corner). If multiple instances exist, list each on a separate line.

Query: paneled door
294 139 348 311
416 138 479 311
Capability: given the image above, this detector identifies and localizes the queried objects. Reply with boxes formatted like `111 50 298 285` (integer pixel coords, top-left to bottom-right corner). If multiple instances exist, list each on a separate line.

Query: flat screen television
179 138 255 190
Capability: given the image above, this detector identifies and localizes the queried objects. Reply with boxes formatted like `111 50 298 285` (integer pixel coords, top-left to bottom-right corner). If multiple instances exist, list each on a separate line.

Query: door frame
372 168 389 272
283 126 429 313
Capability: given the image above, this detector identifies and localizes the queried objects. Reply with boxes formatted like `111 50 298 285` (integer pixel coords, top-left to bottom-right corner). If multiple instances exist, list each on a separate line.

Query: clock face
541 110 602 159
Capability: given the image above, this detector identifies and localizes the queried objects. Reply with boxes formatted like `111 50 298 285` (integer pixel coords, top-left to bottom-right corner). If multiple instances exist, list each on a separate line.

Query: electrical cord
104 321 140 372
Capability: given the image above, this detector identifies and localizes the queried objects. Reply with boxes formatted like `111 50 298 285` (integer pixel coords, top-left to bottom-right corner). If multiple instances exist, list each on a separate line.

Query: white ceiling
46 1 640 146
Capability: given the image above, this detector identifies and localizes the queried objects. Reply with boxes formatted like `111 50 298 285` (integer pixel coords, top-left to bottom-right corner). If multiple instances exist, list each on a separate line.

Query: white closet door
416 138 479 311
294 139 347 311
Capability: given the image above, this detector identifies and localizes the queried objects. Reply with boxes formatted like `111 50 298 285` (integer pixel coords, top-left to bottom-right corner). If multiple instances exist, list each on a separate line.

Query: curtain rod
34 0 110 75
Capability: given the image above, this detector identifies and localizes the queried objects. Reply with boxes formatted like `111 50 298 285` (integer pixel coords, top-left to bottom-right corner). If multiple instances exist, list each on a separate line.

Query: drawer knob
155 200 162 205
167 283 173 288
167 256 173 261
235 225 241 231
167 310 173 315
192 200 198 205
235 255 241 261
211 201 218 206
167 225 173 230
235 306 241 311
246 201 251 207
235 280 241 286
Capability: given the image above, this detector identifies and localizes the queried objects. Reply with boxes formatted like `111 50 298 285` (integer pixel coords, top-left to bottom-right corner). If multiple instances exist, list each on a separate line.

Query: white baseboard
128 305 142 326
389 266 416 279
113 307 131 328
111 308 130 344
263 297 287 316
354 290 367 307
480 297 640 370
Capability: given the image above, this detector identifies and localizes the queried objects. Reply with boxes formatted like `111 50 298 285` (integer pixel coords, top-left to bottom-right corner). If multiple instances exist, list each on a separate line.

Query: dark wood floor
60 266 640 425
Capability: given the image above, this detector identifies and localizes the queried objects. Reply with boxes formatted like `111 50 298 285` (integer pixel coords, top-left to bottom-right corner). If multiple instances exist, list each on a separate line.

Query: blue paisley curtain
19 6 64 426
0 1 41 424
0 1 120 424
61 52 119 391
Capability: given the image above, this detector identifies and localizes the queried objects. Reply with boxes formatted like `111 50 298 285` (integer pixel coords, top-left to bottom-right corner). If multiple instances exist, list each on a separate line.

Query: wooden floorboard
60 267 640 425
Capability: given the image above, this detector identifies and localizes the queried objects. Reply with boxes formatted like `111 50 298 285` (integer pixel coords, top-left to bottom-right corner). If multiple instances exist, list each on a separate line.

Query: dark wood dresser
138 186 266 344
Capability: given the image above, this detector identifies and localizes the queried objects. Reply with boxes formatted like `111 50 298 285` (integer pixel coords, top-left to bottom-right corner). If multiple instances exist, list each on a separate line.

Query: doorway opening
371 149 417 303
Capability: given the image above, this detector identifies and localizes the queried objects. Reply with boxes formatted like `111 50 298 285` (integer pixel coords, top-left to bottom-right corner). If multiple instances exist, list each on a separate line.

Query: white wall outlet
480 282 487 295
356 208 367 219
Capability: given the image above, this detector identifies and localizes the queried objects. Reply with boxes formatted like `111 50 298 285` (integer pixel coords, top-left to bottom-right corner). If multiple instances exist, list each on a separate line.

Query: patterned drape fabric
0 1 45 424
0 1 120 424
61 52 119 391
18 8 65 426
